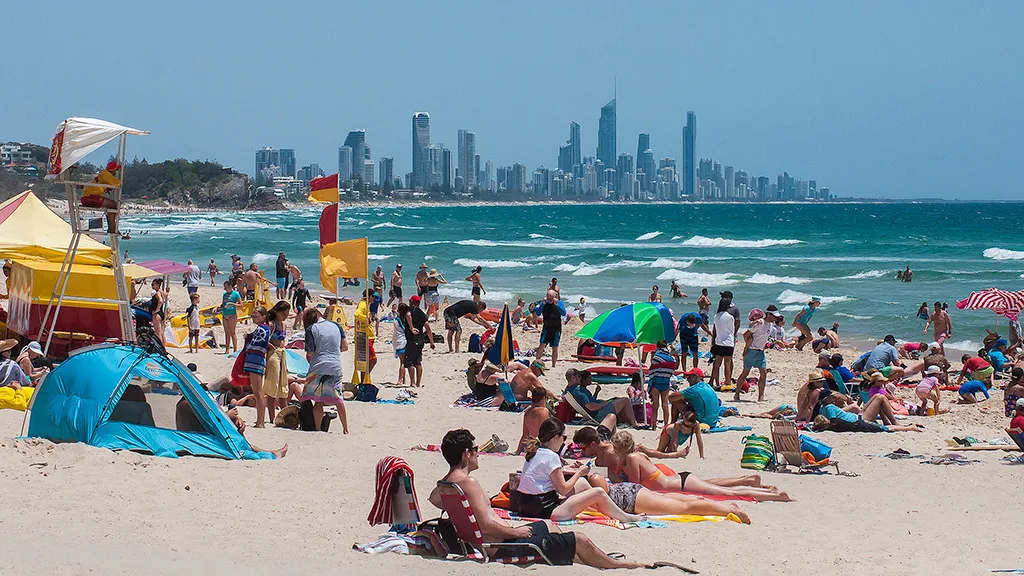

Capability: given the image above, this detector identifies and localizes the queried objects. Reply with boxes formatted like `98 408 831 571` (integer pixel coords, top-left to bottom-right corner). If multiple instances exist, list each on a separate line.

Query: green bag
740 434 774 470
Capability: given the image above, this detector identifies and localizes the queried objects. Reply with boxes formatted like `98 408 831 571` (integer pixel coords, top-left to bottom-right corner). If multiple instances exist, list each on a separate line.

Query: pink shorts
915 385 935 399
936 332 950 345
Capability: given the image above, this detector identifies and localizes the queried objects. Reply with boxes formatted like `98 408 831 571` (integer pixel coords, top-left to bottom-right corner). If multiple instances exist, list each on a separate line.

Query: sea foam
655 270 741 287
452 258 531 269
635 231 663 241
842 269 890 279
983 247 1024 260
776 289 852 306
680 235 803 248
744 273 813 285
370 222 423 230
650 258 694 269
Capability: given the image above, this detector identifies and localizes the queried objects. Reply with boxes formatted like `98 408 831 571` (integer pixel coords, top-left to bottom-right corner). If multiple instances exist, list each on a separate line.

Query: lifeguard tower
40 118 148 354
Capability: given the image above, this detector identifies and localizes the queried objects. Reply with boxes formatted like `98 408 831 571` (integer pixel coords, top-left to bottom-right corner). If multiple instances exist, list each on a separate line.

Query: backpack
356 383 379 402
299 400 332 432
468 333 482 353
740 434 775 470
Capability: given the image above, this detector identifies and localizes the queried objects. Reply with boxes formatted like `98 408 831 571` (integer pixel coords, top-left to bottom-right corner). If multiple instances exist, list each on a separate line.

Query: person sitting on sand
517 387 550 453
443 299 491 353
957 351 994 387
511 418 645 523
820 389 927 427
957 379 990 404
745 404 798 419
1003 367 1024 417
0 339 31 389
863 371 897 401
640 408 703 459
766 314 794 349
467 359 502 405
428 428 654 569
812 323 840 353
575 428 791 503
796 371 840 422
565 369 638 427
1007 398 1024 434
864 335 905 381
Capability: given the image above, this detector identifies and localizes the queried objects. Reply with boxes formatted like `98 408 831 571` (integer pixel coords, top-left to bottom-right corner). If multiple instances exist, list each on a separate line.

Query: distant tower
343 130 366 180
682 111 696 197
569 121 581 169
597 99 616 168
412 112 430 189
457 130 477 190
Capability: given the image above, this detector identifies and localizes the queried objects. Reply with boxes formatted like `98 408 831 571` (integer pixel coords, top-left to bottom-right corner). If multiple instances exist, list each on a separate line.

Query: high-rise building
278 149 296 178
532 168 549 196
337 146 353 180
509 163 527 194
473 154 481 192
569 121 581 170
636 134 650 167
682 111 696 197
427 144 445 188
441 148 453 190
255 147 280 185
597 99 616 168
457 130 476 190
558 144 572 174
379 157 394 188
343 130 366 180
363 160 375 185
724 166 734 198
412 112 430 189
297 163 324 183
484 160 494 192
617 153 634 199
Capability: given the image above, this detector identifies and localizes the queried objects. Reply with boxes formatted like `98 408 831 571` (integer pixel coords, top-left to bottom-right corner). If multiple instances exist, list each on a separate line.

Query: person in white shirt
735 309 773 402
709 298 737 388
512 417 642 523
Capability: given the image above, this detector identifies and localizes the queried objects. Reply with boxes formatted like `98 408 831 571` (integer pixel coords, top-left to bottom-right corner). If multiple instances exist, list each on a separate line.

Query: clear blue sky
4 1 1022 199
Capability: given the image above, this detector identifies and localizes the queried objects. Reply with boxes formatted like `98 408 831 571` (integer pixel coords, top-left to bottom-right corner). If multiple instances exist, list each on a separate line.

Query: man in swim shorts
675 311 702 371
429 429 646 569
923 301 952 355
275 252 289 300
443 299 491 353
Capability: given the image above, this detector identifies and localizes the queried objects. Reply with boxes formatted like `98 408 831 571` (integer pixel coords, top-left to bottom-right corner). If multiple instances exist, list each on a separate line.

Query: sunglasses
469 446 479 454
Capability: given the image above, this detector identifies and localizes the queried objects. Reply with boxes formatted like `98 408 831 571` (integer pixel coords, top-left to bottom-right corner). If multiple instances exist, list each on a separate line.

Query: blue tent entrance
26 344 273 460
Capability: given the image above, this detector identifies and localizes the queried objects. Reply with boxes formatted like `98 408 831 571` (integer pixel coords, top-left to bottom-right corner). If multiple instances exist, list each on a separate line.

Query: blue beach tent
26 344 274 460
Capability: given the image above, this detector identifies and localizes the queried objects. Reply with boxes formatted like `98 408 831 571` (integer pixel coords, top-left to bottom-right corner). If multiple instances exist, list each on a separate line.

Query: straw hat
273 405 300 429
427 268 440 278
0 339 18 355
866 371 888 383
806 370 827 383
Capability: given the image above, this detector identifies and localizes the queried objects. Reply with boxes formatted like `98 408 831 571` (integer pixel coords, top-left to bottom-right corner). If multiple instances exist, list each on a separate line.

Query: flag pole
335 181 341 298
365 239 370 384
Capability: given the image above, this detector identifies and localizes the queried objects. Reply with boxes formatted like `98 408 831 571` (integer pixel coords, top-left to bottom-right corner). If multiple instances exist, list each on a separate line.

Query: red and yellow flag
319 204 338 246
308 173 339 203
319 237 368 294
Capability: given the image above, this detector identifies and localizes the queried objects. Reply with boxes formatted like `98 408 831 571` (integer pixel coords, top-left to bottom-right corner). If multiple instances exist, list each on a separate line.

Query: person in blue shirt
863 335 905 381
957 380 991 404
565 370 637 427
811 393 922 433
675 312 703 371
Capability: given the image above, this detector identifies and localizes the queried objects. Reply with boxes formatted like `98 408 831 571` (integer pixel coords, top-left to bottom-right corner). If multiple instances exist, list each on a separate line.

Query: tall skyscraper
636 134 649 165
278 149 296 178
338 145 353 180
412 112 430 189
457 130 477 190
636 133 654 192
379 157 394 188
484 160 494 192
569 121 581 170
597 99 616 168
558 144 572 174
473 154 481 192
255 147 280 185
343 130 366 181
682 111 696 197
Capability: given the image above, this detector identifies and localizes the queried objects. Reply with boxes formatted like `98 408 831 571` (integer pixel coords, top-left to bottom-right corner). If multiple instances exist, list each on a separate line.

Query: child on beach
219 280 241 354
242 306 271 428
915 365 943 415
207 259 218 286
186 293 201 353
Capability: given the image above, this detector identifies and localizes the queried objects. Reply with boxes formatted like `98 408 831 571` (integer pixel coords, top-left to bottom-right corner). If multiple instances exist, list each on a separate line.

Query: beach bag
555 400 575 423
356 383 379 402
229 352 249 388
468 333 482 353
799 434 833 463
740 434 775 470
299 400 332 432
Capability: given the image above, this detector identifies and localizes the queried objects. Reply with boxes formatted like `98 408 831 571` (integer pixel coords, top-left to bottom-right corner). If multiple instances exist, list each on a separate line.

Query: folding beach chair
498 381 531 411
770 420 838 473
1006 430 1024 452
562 393 601 426
827 369 850 395
435 481 551 565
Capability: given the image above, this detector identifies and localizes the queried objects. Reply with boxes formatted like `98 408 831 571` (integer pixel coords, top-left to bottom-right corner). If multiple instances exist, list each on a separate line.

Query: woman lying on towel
811 393 924 433
585 473 751 524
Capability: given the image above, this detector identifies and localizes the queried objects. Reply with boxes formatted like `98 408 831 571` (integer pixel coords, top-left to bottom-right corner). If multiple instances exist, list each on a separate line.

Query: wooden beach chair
435 481 551 566
562 393 601 426
770 420 838 473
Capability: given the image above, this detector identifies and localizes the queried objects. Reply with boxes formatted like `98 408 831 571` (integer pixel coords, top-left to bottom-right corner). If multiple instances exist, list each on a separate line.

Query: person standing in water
923 301 953 355
466 266 486 303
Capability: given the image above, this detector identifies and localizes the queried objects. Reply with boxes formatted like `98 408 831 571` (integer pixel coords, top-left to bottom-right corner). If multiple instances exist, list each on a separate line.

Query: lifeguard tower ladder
40 118 149 355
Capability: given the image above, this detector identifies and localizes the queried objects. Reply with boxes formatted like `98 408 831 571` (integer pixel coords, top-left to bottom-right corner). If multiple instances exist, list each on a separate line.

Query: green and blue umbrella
488 303 514 366
575 302 675 346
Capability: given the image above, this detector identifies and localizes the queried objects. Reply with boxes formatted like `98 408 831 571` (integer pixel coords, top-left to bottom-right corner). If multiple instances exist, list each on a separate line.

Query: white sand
0 284 1019 575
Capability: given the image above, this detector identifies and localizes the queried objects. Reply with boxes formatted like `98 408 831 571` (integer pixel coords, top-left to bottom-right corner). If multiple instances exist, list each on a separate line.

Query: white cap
925 365 942 375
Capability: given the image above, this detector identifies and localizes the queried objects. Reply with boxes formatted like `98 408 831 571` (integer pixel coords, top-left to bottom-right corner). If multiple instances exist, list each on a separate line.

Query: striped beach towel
367 456 421 527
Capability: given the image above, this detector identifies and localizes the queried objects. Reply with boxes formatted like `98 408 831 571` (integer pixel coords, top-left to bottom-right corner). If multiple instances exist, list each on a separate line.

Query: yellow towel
0 386 34 411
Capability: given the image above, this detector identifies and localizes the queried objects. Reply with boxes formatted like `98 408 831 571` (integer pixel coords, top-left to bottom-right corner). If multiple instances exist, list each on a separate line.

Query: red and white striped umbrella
955 288 1024 321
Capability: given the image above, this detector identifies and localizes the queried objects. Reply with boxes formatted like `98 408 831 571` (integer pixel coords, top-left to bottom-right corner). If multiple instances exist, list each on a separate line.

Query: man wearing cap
0 339 31 389
735 309 772 402
864 335 905 382
508 360 546 400
719 290 741 334
81 160 122 233
668 368 721 425
404 295 433 386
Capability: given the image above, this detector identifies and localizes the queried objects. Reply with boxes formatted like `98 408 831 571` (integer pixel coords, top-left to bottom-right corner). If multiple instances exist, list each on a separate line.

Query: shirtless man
287 262 302 299
924 301 952 355
516 388 550 453
465 266 485 303
414 263 429 307
387 264 404 306
812 323 840 353
243 263 260 301
371 266 386 295
428 429 648 569
508 360 546 400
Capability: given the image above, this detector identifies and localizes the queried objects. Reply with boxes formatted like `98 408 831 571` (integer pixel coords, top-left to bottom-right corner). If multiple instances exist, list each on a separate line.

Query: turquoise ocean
121 203 1024 352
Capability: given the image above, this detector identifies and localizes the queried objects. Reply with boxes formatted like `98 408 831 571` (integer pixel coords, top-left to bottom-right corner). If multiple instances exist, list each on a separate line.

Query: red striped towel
368 456 421 526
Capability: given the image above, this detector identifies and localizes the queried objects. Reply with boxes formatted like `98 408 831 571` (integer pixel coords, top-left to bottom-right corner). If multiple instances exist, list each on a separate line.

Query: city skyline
4 2 1022 200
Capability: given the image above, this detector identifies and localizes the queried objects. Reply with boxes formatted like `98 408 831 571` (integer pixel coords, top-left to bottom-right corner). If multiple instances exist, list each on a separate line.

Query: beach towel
368 456 421 527
706 425 753 434
493 507 739 529
0 386 33 411
451 393 498 409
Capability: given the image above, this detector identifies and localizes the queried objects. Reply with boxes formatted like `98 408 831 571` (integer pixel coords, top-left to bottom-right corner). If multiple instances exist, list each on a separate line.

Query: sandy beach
0 282 1020 576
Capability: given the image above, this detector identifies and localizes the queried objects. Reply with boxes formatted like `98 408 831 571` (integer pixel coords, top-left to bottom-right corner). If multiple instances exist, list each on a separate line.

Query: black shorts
472 286 481 296
512 490 562 520
498 520 576 565
832 418 886 433
246 290 255 301
710 344 734 357
403 339 423 367
391 285 403 299
597 424 613 442
418 285 426 297
540 325 561 346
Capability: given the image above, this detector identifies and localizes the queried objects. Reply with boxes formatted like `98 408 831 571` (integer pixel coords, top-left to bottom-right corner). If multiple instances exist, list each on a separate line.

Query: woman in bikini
610 431 793 502
585 473 751 524
640 409 704 459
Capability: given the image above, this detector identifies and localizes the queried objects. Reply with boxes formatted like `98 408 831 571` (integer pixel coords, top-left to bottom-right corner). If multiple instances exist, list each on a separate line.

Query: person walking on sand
923 301 953 355
792 296 820 351
675 311 702 372
415 263 429 306
291 280 312 330
243 263 260 301
465 266 486 303
387 263 404 306
404 295 434 387
300 308 349 433
424 268 446 321
185 259 202 296
207 259 218 286
697 288 712 325
287 261 302 299
219 280 241 354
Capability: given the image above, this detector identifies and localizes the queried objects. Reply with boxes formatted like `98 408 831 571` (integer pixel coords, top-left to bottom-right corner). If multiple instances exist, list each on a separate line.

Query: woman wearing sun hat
0 339 31 389
15 341 48 382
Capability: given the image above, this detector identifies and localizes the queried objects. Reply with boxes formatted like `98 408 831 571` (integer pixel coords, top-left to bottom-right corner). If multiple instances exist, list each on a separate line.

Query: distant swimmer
669 281 686 299
648 285 662 303
896 266 913 282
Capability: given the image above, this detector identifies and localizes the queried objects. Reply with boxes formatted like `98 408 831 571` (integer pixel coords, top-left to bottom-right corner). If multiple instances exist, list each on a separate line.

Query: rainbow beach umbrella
575 302 675 346
487 303 514 367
